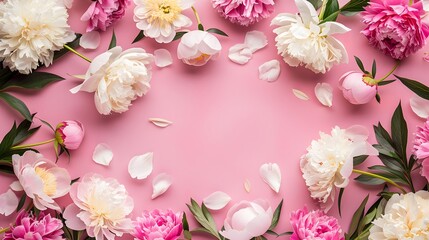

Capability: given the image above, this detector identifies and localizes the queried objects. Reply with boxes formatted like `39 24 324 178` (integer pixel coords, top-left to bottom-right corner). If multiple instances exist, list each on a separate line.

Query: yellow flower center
35 167 57 196
146 0 182 26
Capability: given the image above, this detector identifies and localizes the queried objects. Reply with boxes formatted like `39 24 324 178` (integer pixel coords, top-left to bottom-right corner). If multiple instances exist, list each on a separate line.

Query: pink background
1 0 429 239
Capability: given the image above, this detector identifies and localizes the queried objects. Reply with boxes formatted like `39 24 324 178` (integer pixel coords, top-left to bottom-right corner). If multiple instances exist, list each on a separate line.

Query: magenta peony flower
4 211 64 240
212 0 275 26
290 207 344 240
55 120 84 150
133 209 183 240
339 71 378 105
81 0 131 32
414 119 429 181
361 0 429 60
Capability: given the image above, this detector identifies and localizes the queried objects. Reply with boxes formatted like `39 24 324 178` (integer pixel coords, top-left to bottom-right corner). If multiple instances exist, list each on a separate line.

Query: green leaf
206 28 228 37
391 103 407 161
354 174 385 185
322 0 340 21
16 194 26 212
269 199 283 230
198 24 204 31
353 155 368 166
182 212 190 231
396 75 429 100
377 80 395 86
71 177 80 185
375 93 381 103
109 30 116 50
354 56 366 73
347 195 369 237
0 92 32 121
357 207 376 234
340 0 369 13
371 60 376 78
307 0 323 9
0 122 17 155
173 31 187 41
38 118 55 132
132 30 145 44
0 72 64 91
14 125 39 146
338 187 345 217
54 34 82 61
0 160 13 174
184 230 192 240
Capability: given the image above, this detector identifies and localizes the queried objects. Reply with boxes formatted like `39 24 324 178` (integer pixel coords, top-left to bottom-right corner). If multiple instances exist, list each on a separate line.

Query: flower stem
0 227 10 234
11 139 56 150
375 61 400 83
63 44 92 63
318 0 328 20
353 169 407 193
191 6 202 26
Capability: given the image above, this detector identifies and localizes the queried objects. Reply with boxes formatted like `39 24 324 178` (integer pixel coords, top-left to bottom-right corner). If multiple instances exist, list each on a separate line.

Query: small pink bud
55 120 84 150
339 71 377 105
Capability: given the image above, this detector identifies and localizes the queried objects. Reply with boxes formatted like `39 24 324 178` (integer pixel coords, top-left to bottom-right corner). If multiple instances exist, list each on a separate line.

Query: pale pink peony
212 0 275 26
55 120 84 150
81 0 131 32
11 151 71 211
339 71 377 105
4 211 64 240
361 0 429 60
414 119 429 181
290 207 344 240
177 30 222 66
133 209 183 240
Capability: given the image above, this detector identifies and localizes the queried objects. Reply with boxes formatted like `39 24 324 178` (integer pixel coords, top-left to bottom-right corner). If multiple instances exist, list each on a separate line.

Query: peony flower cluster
64 174 134 240
361 0 429 60
414 118 429 182
212 0 275 26
271 0 350 74
177 30 222 66
0 0 75 74
301 126 378 211
290 207 344 240
82 0 131 32
369 191 429 239
55 120 85 150
70 46 154 115
133 209 183 240
4 211 64 240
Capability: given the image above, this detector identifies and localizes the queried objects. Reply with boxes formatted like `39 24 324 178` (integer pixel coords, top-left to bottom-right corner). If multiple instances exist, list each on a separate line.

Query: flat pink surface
1 1 429 239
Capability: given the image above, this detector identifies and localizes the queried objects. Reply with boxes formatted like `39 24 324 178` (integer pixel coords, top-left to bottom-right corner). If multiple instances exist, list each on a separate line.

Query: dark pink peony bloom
4 211 64 240
414 118 429 181
361 0 429 60
81 0 131 32
133 209 183 240
212 0 275 26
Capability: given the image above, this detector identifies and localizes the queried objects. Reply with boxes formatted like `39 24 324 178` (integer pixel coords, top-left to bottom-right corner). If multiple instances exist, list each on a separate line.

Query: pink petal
80 31 101 50
63 204 86 230
154 49 173 67
0 189 19 216
244 31 268 52
410 95 429 119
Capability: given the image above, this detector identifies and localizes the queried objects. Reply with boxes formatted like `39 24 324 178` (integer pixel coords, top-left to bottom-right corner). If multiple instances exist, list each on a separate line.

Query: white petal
228 44 253 64
410 95 429 119
10 181 23 191
67 74 86 80
293 89 310 100
0 189 19 216
320 22 351 35
259 163 281 193
203 191 231 210
63 0 73 8
244 179 251 193
315 83 333 107
154 49 173 67
244 31 268 52
149 118 172 128
152 173 172 199
128 152 154 180
422 0 429 11
79 31 101 50
92 143 113 166
295 0 319 25
259 60 281 82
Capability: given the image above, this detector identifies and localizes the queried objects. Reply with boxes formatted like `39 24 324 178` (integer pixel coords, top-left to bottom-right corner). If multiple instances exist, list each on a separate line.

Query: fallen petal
154 49 173 67
259 163 281 193
293 89 310 100
244 179 251 193
259 60 281 82
92 143 113 166
244 31 268 52
203 191 231 210
315 82 333 107
0 189 19 216
152 173 172 199
410 95 429 119
149 118 172 128
79 31 101 50
228 44 253 64
128 152 154 180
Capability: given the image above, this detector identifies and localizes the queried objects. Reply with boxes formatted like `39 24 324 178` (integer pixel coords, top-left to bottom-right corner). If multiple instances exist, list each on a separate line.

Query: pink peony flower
290 207 344 240
414 119 429 181
4 211 64 240
133 209 183 240
361 0 429 60
81 0 131 32
212 0 275 26
177 30 222 66
339 71 377 105
55 120 84 150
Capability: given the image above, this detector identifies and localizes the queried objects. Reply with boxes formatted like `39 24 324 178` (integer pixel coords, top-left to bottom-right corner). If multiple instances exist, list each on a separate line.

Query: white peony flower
70 46 154 115
133 0 195 43
177 30 222 66
301 126 378 212
0 0 74 74
369 191 429 239
271 0 350 74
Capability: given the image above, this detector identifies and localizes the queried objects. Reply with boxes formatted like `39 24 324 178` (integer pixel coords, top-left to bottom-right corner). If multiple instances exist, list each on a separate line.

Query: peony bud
339 71 377 105
177 30 222 66
55 120 84 150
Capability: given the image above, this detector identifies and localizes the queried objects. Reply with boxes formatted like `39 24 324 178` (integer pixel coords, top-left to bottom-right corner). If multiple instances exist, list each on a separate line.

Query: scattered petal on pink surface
92 143 113 166
244 31 268 52
154 49 173 67
259 163 281 193
152 173 172 199
203 191 231 210
79 31 101 50
0 189 18 216
149 118 173 128
128 152 154 180
293 89 310 100
258 60 281 82
410 95 429 119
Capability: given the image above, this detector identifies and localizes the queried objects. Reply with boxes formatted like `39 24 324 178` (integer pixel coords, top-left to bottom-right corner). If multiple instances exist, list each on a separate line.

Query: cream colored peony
0 0 74 74
369 191 429 239
70 46 154 115
301 126 378 212
271 0 350 74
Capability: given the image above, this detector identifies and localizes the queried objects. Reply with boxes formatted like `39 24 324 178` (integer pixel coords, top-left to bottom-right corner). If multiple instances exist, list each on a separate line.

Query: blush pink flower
290 207 344 240
4 211 64 240
339 71 378 105
81 0 131 32
212 0 275 26
361 0 429 60
133 209 183 240
414 118 429 181
55 120 84 150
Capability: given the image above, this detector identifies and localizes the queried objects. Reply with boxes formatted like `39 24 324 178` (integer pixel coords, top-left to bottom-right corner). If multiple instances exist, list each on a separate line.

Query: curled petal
410 95 429 119
259 163 281 193
315 83 333 107
154 49 173 67
258 60 281 82
80 31 101 50
244 31 268 52
0 189 18 216
293 89 310 100
128 152 154 180
92 143 113 166
228 44 253 64
203 191 231 210
244 179 251 193
152 173 172 199
149 118 172 128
